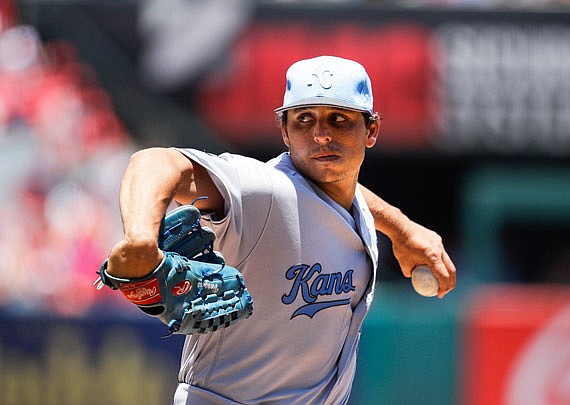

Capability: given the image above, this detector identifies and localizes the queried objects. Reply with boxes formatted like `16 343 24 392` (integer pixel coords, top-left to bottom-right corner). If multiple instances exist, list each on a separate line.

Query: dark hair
276 110 380 128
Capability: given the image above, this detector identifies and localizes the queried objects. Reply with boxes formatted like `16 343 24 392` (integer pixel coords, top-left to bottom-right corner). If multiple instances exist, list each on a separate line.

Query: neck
316 181 357 211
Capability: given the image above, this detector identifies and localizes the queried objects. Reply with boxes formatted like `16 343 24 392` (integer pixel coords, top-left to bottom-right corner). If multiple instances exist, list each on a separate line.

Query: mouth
312 151 340 162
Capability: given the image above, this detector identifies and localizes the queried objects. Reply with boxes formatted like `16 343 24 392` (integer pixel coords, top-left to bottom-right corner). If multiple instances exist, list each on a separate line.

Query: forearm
359 183 456 297
108 148 192 277
120 148 188 242
359 184 410 238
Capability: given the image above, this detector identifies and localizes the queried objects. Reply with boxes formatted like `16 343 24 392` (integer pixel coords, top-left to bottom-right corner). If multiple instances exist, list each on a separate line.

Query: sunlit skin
280 106 380 211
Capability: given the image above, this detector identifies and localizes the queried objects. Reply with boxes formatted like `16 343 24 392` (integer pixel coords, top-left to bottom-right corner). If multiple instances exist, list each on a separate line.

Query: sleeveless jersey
172 149 379 405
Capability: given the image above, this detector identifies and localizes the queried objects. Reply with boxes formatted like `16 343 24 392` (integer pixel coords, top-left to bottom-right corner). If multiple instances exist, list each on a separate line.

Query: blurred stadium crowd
0 4 134 317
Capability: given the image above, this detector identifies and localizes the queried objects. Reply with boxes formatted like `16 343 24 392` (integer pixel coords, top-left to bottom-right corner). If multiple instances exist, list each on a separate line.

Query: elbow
124 147 194 202
128 147 188 174
129 147 169 167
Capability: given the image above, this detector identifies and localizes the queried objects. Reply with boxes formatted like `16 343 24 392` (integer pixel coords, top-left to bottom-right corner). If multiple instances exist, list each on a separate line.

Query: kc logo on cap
311 63 334 90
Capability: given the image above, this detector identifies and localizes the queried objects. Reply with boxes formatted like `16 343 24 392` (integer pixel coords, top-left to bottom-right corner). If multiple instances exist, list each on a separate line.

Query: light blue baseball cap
274 55 374 114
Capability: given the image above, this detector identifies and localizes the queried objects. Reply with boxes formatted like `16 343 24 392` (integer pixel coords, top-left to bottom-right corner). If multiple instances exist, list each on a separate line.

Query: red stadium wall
462 285 570 405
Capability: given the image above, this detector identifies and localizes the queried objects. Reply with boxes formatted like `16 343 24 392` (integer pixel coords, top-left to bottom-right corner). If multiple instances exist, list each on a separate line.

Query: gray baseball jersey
172 149 379 405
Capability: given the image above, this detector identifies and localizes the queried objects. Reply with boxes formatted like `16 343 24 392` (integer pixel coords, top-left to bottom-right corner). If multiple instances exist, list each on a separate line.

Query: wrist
107 239 164 278
123 235 160 251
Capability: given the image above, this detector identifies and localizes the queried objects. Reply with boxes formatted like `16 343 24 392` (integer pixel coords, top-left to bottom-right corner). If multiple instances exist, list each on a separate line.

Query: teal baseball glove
96 203 254 335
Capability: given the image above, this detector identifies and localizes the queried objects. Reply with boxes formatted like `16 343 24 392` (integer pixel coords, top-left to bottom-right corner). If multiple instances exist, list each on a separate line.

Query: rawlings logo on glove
121 279 162 305
173 280 192 296
95 203 254 335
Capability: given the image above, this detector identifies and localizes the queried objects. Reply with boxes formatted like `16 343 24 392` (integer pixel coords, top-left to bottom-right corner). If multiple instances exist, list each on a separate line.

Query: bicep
173 151 225 217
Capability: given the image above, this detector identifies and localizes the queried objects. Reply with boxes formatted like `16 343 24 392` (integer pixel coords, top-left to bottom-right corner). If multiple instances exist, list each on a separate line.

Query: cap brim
274 97 370 113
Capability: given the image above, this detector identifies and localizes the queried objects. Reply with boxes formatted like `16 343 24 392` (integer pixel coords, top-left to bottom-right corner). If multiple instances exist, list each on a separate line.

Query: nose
313 125 332 145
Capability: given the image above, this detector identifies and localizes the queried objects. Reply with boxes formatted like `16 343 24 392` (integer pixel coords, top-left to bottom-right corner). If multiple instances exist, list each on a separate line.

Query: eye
297 114 314 124
331 114 347 123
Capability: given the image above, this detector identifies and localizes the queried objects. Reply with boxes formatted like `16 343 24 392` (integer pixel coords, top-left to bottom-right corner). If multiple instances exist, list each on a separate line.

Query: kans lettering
282 263 355 305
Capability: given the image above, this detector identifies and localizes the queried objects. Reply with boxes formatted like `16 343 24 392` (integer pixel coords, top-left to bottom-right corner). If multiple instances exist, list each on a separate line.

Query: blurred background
1 0 569 404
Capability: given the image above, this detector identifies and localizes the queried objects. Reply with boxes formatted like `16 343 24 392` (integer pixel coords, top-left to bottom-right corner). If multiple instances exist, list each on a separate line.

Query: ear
281 125 291 149
365 119 381 149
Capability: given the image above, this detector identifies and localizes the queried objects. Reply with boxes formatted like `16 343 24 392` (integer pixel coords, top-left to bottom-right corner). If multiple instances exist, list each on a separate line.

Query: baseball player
104 55 456 404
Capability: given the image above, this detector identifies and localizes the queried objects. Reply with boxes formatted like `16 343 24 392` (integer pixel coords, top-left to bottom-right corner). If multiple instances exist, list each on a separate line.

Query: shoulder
177 148 276 170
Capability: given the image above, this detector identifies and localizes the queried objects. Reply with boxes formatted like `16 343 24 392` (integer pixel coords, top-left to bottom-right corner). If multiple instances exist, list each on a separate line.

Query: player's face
281 106 379 198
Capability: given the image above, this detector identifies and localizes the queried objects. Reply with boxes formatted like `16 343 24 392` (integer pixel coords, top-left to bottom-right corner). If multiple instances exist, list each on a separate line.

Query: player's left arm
359 184 456 298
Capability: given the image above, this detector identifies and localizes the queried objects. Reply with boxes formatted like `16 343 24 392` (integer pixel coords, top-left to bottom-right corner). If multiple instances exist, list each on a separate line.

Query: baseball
411 265 439 297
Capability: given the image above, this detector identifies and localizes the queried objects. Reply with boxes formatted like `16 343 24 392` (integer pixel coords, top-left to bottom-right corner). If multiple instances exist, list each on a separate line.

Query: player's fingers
393 246 413 278
401 263 413 278
421 244 452 297
443 250 456 291
430 259 450 299
434 250 456 299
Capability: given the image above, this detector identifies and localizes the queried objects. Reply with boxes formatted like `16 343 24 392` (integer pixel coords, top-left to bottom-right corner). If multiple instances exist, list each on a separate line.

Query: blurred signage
0 315 183 405
463 285 570 405
195 12 570 155
436 23 570 155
